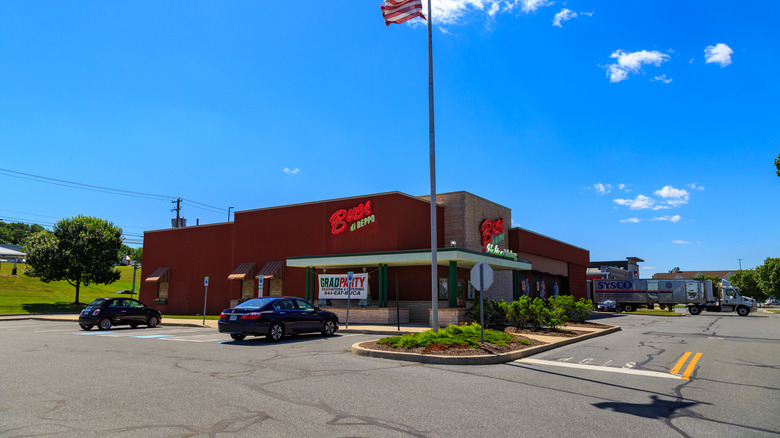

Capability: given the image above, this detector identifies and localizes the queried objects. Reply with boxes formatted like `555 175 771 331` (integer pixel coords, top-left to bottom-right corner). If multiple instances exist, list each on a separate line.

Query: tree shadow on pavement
593 395 698 419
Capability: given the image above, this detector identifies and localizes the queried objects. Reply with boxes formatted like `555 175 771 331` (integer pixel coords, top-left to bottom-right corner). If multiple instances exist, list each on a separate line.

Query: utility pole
171 198 182 228
228 207 234 222
738 258 743 271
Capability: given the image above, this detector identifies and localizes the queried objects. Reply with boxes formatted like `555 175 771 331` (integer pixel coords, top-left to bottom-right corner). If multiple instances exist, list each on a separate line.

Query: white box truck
588 279 756 316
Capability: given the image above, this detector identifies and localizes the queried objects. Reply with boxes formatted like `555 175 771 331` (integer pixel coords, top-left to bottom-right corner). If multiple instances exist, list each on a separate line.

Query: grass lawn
0 263 141 314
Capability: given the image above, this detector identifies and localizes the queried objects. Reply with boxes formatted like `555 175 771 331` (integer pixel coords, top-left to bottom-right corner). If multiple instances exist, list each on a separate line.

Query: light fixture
450 240 457 247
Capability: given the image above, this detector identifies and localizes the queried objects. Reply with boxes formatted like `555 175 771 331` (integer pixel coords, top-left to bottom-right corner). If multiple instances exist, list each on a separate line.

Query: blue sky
1 1 777 276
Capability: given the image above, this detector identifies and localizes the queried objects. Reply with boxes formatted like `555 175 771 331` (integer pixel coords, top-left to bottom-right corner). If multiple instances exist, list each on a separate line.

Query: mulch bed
358 335 546 357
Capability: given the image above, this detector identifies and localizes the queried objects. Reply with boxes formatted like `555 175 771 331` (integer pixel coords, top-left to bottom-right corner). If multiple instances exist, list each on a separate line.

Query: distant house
652 269 736 283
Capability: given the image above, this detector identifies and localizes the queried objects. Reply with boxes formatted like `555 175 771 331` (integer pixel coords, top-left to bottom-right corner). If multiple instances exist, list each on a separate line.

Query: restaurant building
139 191 589 325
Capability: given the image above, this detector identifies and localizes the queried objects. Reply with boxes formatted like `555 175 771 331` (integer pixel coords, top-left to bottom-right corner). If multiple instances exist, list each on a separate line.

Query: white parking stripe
518 358 681 379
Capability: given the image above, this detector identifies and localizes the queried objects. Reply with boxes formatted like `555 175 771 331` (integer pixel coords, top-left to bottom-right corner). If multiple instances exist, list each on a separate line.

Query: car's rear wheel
98 318 112 330
322 319 336 336
230 333 246 341
80 324 93 331
267 322 284 342
147 315 159 328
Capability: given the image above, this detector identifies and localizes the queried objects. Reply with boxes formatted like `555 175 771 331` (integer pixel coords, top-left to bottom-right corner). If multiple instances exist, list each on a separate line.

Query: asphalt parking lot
1 312 778 437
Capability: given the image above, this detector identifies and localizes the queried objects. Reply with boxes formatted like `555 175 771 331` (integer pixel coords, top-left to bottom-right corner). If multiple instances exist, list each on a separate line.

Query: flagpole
427 0 438 332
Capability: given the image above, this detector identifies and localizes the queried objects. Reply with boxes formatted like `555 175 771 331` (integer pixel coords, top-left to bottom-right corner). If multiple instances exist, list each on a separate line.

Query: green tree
727 270 762 301
130 247 143 264
0 221 45 244
23 216 123 304
775 153 780 177
756 257 780 301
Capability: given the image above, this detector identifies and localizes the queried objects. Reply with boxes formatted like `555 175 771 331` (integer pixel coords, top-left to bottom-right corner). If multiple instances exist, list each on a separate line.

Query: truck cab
688 286 757 316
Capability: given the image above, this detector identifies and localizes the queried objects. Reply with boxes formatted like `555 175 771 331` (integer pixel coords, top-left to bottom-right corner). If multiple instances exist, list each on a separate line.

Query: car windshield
88 299 106 306
235 298 275 309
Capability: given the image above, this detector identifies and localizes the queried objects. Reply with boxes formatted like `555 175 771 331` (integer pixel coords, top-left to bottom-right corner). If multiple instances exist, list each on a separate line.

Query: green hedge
471 295 594 329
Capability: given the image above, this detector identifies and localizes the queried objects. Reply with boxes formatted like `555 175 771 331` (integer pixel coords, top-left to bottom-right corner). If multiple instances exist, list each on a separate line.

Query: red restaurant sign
329 200 375 235
480 218 505 246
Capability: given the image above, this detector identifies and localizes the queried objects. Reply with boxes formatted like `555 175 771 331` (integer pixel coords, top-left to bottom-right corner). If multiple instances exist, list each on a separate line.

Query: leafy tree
131 247 143 264
728 270 763 301
23 216 123 304
756 257 780 301
775 153 780 177
0 221 45 244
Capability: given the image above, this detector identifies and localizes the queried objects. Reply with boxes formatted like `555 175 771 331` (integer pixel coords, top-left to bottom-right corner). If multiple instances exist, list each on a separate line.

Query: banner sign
318 273 368 299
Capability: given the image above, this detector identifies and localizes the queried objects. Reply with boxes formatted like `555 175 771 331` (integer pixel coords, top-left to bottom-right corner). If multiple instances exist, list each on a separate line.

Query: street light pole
738 258 743 271
228 207 234 222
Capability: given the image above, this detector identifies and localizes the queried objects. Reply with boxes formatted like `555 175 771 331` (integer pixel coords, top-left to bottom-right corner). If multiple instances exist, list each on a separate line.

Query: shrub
466 299 507 326
500 296 531 327
572 298 594 322
376 323 519 348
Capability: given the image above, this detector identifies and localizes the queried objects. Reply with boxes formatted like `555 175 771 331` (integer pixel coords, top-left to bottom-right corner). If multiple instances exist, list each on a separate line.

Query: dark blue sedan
218 297 339 342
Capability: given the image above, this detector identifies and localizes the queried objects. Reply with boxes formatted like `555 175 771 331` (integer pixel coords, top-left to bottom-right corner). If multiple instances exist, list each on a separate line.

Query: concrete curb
350 325 622 365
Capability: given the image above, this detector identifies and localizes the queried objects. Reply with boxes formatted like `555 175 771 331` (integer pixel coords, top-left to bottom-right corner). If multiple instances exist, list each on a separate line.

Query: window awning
256 260 284 279
287 248 531 271
228 262 256 280
145 267 170 283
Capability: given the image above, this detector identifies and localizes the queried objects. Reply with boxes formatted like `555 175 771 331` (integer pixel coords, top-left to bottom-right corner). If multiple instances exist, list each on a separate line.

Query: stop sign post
470 263 494 343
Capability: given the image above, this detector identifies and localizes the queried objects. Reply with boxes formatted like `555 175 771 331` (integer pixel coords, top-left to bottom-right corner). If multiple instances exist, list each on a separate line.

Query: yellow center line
670 351 692 375
681 352 703 380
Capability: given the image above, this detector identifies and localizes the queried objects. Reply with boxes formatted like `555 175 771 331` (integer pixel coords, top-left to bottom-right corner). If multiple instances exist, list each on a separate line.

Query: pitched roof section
652 270 735 280
228 262 256 280
145 267 170 282
257 261 284 279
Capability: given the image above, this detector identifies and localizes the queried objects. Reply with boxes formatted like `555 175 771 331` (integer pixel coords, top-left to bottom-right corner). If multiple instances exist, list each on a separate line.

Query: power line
0 168 229 214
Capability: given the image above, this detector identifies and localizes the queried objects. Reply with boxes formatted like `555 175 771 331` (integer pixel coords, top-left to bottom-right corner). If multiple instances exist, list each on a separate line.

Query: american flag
380 0 426 26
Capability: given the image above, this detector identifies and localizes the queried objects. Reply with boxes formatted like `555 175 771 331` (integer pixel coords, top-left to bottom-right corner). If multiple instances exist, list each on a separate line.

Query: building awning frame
256 260 285 279
145 267 170 283
286 247 531 271
228 262 256 280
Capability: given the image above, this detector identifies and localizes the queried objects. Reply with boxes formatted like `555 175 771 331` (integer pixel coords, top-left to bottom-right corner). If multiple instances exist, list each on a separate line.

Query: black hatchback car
218 297 339 341
79 298 162 331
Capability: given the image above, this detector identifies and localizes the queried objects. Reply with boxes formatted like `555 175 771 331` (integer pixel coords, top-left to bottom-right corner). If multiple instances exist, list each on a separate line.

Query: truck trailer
588 278 756 316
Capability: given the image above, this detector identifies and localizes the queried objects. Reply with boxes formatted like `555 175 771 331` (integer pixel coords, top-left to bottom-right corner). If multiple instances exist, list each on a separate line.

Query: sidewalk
0 313 430 335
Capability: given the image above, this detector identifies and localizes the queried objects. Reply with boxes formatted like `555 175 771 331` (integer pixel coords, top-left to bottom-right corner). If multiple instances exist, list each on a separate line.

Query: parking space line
519 358 681 380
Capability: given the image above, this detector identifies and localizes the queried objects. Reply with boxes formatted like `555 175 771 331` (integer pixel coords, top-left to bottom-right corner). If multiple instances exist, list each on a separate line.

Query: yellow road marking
670 352 692 375
681 352 703 380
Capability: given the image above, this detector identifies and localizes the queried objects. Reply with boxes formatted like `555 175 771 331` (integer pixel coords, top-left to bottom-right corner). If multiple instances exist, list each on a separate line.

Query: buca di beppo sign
318 273 369 299
480 218 518 260
329 200 376 235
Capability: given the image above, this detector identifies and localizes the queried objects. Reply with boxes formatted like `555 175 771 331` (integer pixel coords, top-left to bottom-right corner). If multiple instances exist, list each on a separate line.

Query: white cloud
653 215 682 222
705 43 733 67
521 0 553 13
606 50 670 83
594 183 612 195
282 167 300 175
641 266 655 270
620 217 640 223
552 8 592 27
652 74 672 84
688 183 705 191
418 0 554 25
553 8 576 27
654 185 689 207
618 184 631 192
614 194 656 210
672 239 690 244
